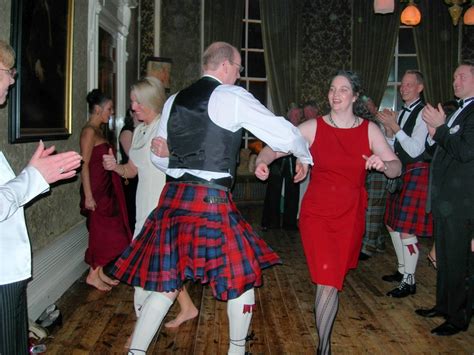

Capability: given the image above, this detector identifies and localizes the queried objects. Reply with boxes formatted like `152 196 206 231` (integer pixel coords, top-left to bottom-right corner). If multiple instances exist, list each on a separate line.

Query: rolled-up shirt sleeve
209 85 313 165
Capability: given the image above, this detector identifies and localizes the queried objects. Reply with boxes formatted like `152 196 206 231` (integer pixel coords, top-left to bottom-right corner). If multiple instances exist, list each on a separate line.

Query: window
240 0 267 149
380 26 418 111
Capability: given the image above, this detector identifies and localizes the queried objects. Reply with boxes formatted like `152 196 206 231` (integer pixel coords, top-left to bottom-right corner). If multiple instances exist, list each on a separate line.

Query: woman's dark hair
123 108 135 130
330 70 368 119
86 89 111 114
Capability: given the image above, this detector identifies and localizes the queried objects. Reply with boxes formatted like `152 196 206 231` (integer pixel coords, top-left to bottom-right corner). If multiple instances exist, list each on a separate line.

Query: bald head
202 42 241 85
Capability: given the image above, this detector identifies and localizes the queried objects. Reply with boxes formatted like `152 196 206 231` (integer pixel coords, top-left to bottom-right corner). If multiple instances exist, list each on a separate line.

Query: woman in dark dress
80 89 131 291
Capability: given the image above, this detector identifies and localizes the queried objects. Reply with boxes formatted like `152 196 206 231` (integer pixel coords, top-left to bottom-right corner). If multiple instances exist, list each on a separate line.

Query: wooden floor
44 204 473 354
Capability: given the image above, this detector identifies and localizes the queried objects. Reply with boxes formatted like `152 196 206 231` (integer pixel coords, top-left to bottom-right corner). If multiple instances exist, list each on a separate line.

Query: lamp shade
374 0 395 14
464 5 474 25
400 3 421 26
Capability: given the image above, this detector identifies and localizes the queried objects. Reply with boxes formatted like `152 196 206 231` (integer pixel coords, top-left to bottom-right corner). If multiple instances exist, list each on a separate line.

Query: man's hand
377 109 399 135
423 103 446 131
151 137 169 157
293 160 308 183
28 141 82 184
255 162 270 181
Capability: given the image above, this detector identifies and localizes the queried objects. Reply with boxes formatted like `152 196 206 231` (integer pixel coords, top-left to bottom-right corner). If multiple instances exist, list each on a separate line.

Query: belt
166 173 232 191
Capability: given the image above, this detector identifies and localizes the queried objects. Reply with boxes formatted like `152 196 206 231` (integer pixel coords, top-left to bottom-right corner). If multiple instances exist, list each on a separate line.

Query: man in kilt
110 41 313 354
377 70 433 298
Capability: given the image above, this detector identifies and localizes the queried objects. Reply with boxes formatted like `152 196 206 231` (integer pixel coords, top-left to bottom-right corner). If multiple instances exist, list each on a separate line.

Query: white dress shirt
386 99 428 158
151 75 313 179
426 97 474 146
0 152 49 285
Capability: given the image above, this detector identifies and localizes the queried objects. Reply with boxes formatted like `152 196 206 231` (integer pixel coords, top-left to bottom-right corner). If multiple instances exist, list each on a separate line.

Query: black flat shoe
386 282 416 298
359 252 371 261
382 271 403 283
431 321 467 336
415 307 444 318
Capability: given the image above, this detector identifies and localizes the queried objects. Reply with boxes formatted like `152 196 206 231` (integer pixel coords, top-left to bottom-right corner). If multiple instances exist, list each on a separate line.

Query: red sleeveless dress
299 117 371 290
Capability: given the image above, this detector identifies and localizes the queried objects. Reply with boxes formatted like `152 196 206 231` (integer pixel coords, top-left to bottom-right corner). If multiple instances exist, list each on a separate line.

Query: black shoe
382 271 403 282
431 321 467 336
359 252 371 261
386 282 416 298
415 307 444 318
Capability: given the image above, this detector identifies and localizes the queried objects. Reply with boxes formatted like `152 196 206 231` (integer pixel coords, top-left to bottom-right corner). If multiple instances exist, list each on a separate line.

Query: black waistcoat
394 102 426 165
167 77 243 176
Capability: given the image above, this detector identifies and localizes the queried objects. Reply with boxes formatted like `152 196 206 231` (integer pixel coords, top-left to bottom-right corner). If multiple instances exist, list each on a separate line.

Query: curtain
413 1 459 105
352 1 400 107
203 0 244 49
260 0 302 116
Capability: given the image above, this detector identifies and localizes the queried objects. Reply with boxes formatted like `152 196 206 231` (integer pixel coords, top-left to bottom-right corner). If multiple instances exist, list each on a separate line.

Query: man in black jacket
416 60 474 336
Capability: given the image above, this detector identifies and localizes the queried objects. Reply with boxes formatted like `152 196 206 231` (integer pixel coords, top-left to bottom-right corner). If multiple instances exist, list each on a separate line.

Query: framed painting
9 0 74 143
146 57 172 92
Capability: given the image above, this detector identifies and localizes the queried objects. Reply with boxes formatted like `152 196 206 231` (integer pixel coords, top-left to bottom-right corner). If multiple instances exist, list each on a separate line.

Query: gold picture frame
146 57 172 93
9 0 74 143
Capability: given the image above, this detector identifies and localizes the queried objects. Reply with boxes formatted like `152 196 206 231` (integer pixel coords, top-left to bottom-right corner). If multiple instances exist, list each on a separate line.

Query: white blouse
0 151 49 285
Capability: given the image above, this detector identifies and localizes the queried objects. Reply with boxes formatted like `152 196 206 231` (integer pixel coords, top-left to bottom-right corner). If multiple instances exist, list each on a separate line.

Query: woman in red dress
80 89 131 291
256 71 401 354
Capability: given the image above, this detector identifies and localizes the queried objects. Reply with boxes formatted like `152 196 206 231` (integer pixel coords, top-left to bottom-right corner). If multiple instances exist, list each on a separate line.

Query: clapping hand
28 141 82 184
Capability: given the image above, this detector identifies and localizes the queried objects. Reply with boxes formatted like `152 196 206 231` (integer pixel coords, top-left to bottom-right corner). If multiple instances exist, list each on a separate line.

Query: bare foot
86 272 112 292
164 307 199 328
98 267 120 286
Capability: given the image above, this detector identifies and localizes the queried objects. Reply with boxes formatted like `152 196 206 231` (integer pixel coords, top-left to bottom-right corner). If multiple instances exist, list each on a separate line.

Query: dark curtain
352 2 400 107
203 0 245 49
260 0 302 116
413 1 459 105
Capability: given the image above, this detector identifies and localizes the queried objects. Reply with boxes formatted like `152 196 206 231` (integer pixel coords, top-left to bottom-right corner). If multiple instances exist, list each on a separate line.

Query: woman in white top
102 77 198 336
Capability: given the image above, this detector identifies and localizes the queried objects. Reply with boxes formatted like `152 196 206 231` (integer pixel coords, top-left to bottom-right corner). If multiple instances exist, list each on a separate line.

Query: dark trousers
262 156 300 229
0 279 29 355
433 213 474 329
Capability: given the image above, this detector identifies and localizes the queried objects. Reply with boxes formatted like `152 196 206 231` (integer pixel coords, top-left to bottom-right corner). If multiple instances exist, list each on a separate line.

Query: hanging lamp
401 0 421 26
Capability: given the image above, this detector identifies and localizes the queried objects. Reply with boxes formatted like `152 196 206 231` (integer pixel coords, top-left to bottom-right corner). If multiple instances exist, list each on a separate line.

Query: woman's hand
362 154 386 172
151 137 169 157
102 148 117 171
28 141 82 183
85 195 96 211
255 162 270 181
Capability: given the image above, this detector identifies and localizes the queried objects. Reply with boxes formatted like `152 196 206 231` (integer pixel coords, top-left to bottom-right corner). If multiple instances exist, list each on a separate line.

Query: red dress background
299 117 371 290
80 143 131 268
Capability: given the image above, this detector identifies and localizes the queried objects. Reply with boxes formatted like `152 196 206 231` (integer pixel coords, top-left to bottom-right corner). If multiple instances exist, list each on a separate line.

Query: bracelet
121 165 129 185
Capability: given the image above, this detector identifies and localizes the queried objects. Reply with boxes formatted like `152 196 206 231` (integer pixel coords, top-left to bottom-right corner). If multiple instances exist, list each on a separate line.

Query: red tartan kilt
111 182 281 300
384 162 433 236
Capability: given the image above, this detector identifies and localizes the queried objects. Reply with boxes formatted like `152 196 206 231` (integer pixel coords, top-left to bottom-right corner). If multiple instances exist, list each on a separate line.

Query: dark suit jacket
430 101 474 218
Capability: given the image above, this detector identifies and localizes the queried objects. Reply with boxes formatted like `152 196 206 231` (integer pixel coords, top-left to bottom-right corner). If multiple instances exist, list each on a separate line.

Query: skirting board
27 220 88 320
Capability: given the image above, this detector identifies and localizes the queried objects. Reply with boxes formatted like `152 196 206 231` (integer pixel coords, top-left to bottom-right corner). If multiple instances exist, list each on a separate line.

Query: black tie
459 97 474 109
398 106 411 125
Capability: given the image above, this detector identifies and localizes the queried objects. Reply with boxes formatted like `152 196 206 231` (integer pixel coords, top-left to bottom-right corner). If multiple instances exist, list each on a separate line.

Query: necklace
328 114 359 129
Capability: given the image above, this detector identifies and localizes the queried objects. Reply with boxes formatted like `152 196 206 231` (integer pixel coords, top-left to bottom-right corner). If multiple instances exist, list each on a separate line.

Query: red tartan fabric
111 182 281 300
384 162 433 236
